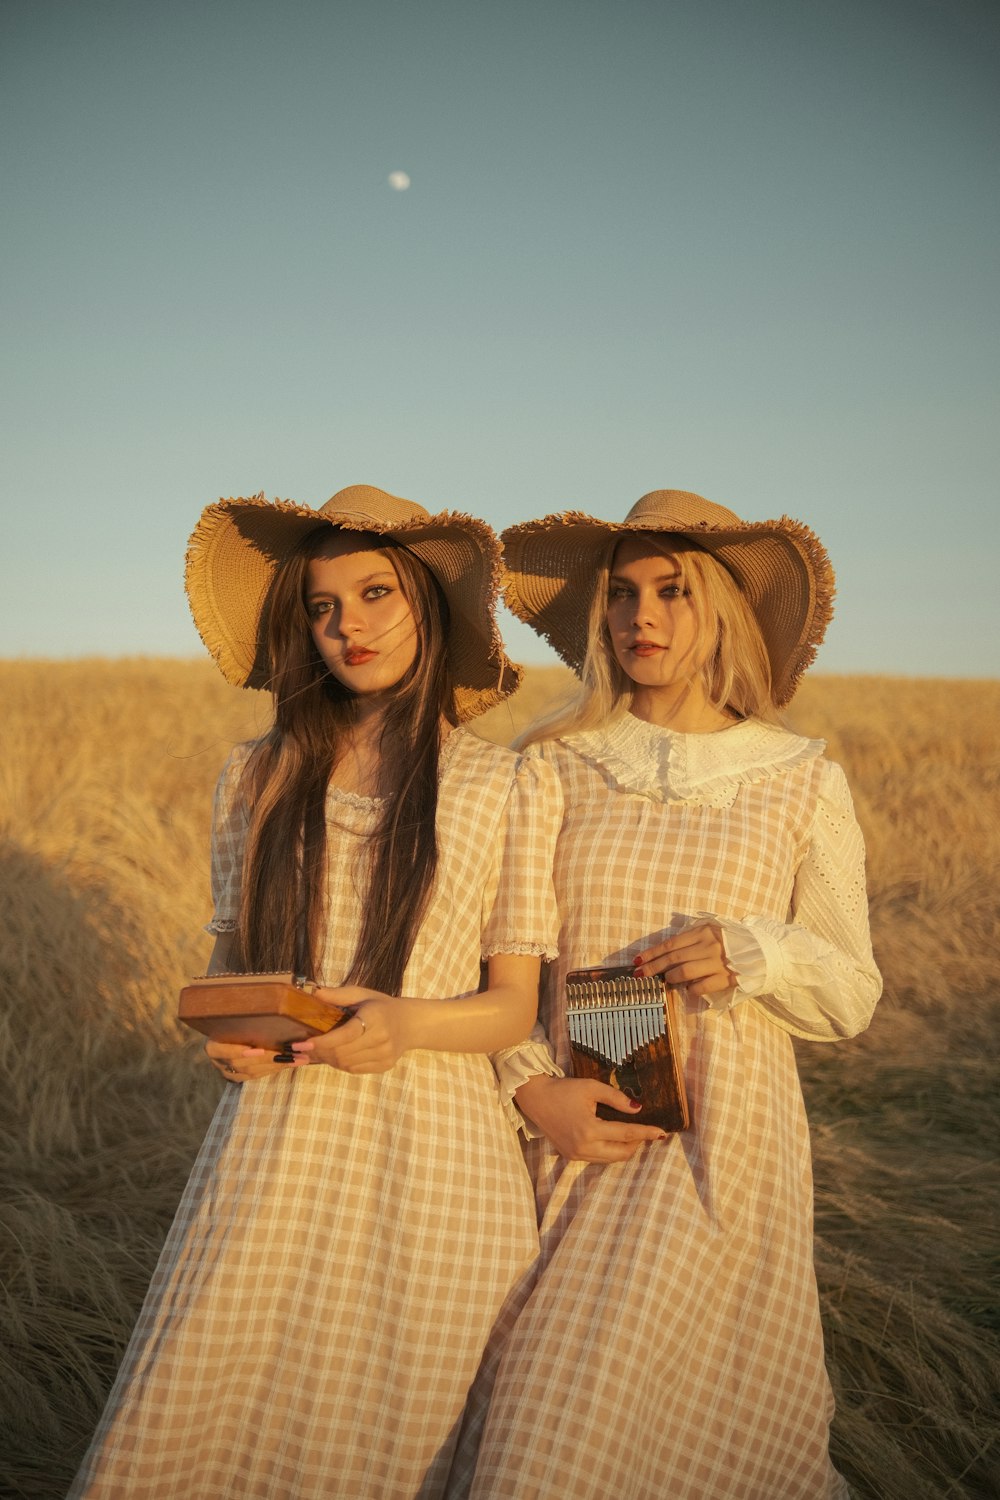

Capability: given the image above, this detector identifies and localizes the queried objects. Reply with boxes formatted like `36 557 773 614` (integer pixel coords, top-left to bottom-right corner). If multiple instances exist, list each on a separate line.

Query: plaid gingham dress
70 729 561 1500
452 716 880 1500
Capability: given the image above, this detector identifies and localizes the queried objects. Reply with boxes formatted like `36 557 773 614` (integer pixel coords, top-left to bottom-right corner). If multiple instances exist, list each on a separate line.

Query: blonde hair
520 533 777 747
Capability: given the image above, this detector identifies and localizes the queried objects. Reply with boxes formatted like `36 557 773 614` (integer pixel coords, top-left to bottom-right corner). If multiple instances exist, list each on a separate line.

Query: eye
363 584 392 600
307 600 333 620
607 585 633 601
660 585 686 600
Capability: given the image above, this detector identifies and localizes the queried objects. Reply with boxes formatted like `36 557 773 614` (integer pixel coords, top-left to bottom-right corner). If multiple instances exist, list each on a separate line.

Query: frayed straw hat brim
186 486 521 723
501 490 835 708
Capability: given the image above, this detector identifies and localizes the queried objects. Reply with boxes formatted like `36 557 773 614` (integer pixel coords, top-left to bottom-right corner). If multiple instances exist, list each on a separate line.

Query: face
305 536 419 701
605 535 711 694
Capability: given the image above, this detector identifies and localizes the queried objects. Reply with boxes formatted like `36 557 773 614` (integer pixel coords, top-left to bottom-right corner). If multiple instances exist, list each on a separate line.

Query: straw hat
186 484 522 722
502 489 835 707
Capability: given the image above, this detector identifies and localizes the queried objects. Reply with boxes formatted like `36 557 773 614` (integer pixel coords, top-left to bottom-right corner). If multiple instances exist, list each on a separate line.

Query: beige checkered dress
70 728 561 1500
452 715 880 1500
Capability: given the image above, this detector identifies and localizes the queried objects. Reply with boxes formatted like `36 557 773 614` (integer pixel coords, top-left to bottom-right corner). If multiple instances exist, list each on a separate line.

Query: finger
293 1013 368 1056
667 963 734 994
597 1124 669 1145
634 950 689 979
205 1041 254 1061
638 927 702 962
659 956 714 983
576 1134 667 1163
687 975 736 1000
588 1083 646 1114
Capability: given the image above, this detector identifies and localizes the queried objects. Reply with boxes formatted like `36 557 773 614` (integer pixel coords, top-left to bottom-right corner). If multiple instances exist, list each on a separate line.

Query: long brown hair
522 533 775 746
232 526 457 994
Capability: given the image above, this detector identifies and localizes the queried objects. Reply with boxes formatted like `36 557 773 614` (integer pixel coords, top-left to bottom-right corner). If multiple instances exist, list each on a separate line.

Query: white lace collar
561 714 824 808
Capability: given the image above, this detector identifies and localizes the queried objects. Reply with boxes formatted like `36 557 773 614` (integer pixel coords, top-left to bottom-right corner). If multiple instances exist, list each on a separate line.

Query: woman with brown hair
454 490 881 1499
70 485 561 1500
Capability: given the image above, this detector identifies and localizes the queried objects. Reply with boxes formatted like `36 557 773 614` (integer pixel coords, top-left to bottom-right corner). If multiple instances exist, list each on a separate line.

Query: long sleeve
710 759 882 1041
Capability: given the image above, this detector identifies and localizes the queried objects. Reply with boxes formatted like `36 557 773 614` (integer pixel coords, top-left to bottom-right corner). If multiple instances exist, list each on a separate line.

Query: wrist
372 993 427 1054
514 1072 559 1116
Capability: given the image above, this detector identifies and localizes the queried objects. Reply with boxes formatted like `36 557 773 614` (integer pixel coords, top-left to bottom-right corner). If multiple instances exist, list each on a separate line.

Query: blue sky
2 0 997 674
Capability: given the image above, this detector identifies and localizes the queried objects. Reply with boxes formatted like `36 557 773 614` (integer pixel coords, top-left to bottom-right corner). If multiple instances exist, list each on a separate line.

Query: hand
205 1039 298 1083
634 922 735 1001
514 1075 668 1163
291 986 415 1074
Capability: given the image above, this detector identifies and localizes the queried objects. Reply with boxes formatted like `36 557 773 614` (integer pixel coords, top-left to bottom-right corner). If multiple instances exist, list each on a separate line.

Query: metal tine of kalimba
621 982 633 1060
609 983 622 1062
617 995 628 1062
566 973 668 1065
592 981 609 1060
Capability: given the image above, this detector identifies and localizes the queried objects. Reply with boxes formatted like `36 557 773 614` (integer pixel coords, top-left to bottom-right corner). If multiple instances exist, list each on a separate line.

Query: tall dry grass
1 661 998 1497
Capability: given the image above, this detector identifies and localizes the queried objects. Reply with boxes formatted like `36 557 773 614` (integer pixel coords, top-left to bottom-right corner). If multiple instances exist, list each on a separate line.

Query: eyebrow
609 568 683 583
306 568 396 598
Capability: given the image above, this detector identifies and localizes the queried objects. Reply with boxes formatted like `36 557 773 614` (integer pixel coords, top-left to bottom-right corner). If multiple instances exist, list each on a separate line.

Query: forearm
206 932 237 974
390 982 538 1055
712 915 881 1040
711 760 881 1042
314 954 542 1063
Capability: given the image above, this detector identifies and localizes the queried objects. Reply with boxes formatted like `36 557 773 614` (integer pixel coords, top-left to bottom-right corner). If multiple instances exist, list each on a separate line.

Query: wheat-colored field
1 661 998 1498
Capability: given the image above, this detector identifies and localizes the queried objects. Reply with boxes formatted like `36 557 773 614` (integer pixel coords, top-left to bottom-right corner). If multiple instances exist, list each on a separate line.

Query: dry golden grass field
1 661 998 1498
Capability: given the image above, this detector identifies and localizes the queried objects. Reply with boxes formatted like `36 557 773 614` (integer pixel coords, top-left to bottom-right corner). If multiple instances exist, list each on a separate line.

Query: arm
637 760 882 1042
199 746 291 1084
295 749 565 1074
493 745 669 1160
290 952 541 1072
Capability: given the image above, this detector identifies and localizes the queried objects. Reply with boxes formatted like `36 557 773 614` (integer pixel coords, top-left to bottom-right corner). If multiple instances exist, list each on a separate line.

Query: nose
335 600 366 638
630 590 658 629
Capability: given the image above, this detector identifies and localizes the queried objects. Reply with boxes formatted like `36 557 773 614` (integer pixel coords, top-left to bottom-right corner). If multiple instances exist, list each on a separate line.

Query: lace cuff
492 1030 564 1138
696 914 771 1013
205 917 238 936
482 940 558 961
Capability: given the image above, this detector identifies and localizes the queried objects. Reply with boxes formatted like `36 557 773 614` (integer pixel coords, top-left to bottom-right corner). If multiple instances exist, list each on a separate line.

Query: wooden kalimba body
565 965 690 1132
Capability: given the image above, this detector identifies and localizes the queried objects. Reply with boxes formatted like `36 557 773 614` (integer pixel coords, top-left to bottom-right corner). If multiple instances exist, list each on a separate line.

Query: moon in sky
388 171 411 191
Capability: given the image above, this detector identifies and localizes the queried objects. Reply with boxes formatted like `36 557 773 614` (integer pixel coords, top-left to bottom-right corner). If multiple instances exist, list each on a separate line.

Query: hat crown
319 485 430 529
626 490 742 531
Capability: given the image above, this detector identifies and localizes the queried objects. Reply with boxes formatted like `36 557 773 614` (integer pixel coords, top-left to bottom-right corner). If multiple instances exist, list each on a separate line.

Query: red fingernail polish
628 1099 643 1112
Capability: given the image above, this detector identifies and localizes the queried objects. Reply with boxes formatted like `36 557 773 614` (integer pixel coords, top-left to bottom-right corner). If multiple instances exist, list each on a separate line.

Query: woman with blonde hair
70 485 561 1500
454 490 881 1499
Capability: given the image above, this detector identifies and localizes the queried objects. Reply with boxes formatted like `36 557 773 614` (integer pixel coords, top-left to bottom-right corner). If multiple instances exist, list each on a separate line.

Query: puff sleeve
482 750 565 1133
707 759 882 1041
205 744 253 937
480 750 562 962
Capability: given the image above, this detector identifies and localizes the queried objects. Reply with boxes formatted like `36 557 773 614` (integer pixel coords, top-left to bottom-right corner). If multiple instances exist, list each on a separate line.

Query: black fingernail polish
273 1051 295 1063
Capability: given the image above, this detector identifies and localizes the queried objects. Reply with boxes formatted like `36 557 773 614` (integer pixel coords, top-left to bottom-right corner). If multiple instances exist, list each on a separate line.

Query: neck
330 710 453 796
328 701 387 796
629 681 735 733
